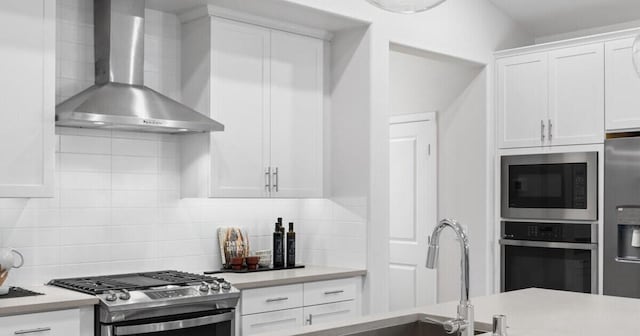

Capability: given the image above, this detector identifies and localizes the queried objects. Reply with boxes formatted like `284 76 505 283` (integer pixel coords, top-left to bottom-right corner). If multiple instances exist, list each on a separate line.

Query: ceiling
489 0 640 38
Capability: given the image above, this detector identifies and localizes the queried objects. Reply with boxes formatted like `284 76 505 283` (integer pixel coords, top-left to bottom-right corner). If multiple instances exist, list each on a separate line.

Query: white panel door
605 38 640 132
497 53 548 149
548 43 604 146
210 18 271 197
303 300 358 326
388 117 437 311
0 0 54 197
269 30 324 198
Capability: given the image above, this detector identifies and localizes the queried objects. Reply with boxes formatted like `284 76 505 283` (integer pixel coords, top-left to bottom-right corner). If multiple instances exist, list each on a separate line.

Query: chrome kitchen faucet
426 219 474 336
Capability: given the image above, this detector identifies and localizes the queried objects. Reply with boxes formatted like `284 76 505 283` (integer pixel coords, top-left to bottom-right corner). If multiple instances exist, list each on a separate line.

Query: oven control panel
503 221 595 243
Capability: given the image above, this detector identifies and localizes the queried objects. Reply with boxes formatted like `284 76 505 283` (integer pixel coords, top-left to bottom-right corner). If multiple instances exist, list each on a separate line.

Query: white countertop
216 265 367 289
262 288 640 336
0 285 98 317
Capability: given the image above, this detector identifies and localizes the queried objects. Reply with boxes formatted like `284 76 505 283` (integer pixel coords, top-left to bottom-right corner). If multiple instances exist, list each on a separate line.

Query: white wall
388 47 486 302
0 0 365 286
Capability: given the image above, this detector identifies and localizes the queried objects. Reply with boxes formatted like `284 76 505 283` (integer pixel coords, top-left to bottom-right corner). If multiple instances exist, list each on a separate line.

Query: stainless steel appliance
501 152 598 221
500 221 598 294
55 0 224 134
604 136 640 298
49 270 239 336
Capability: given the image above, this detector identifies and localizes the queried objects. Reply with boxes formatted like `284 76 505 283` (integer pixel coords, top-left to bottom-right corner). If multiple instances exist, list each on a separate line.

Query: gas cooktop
48 270 224 295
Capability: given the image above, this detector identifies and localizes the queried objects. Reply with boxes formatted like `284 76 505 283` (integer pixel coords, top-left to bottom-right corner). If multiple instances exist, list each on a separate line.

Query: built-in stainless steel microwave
501 152 598 221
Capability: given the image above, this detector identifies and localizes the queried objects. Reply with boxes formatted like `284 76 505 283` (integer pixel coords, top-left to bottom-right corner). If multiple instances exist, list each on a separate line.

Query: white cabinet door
241 308 303 336
210 18 271 197
303 300 357 326
0 0 54 197
548 43 604 145
269 30 324 198
241 284 304 315
605 38 640 132
497 52 548 149
0 309 81 336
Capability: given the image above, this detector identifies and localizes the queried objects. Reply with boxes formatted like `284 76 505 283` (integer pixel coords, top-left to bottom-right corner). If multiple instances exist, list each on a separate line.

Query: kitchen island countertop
0 285 98 317
259 288 640 336
215 265 367 289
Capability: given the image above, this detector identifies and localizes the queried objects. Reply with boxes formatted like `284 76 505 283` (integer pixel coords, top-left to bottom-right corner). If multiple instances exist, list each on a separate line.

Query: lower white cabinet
0 309 82 336
239 277 361 335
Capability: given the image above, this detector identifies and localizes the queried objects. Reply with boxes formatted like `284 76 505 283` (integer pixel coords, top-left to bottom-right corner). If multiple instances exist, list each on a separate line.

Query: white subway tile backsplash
60 135 111 154
112 156 158 174
112 138 159 157
112 173 158 191
60 172 111 190
60 189 111 208
58 153 111 172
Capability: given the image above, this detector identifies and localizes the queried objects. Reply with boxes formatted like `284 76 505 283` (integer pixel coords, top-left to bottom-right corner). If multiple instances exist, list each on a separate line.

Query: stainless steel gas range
49 270 240 336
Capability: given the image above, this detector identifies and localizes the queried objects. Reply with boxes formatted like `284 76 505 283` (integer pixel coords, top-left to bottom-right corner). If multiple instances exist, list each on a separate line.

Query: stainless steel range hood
56 0 223 134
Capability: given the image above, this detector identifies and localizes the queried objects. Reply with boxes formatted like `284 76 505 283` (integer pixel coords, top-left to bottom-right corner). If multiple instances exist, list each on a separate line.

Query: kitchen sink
344 316 490 336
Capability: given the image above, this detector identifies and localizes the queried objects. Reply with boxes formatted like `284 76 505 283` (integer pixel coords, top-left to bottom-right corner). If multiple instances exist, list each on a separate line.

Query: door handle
306 314 313 325
540 120 545 142
272 167 279 192
265 167 271 193
14 328 51 335
548 119 553 141
324 290 345 295
265 296 288 303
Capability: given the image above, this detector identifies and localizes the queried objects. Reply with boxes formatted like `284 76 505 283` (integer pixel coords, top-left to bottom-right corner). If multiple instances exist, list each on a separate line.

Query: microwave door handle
499 239 597 250
114 312 234 335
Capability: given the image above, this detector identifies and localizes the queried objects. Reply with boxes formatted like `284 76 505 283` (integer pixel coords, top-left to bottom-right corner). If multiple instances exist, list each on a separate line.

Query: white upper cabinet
0 0 55 197
548 43 604 146
269 30 324 198
497 52 549 149
497 43 605 149
605 37 640 132
209 18 271 198
181 16 324 198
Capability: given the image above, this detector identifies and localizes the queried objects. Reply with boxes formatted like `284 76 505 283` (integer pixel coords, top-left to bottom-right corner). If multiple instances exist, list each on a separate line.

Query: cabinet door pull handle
265 167 272 193
540 120 545 142
306 314 313 325
272 167 279 192
14 327 51 335
265 296 288 302
324 290 345 295
548 119 553 141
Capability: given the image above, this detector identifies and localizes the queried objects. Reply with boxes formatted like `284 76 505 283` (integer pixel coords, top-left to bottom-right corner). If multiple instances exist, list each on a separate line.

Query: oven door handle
114 312 234 335
499 239 597 250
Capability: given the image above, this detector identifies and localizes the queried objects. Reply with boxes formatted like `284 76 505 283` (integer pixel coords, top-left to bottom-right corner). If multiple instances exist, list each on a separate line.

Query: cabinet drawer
303 300 358 326
0 309 80 336
241 284 303 315
241 308 303 336
303 278 357 306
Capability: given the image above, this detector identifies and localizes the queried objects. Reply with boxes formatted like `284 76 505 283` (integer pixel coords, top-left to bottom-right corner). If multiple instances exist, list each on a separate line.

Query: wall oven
500 221 598 294
501 152 598 221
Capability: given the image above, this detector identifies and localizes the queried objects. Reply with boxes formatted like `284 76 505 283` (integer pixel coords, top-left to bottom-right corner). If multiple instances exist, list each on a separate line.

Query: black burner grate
49 270 221 295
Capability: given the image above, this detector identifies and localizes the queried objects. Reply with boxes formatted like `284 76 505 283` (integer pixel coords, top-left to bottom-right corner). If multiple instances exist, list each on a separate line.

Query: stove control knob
221 281 232 291
119 289 130 301
105 291 117 302
199 282 210 293
210 282 221 291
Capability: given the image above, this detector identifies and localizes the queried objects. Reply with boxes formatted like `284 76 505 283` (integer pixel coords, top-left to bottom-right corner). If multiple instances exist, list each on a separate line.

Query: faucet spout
426 218 474 336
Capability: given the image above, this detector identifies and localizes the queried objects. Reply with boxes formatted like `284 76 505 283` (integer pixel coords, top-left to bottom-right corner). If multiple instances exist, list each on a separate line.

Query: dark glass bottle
287 222 296 268
273 223 284 268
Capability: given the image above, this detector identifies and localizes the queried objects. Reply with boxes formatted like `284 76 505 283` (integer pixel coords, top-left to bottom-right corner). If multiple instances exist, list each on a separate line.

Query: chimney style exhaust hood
56 0 224 134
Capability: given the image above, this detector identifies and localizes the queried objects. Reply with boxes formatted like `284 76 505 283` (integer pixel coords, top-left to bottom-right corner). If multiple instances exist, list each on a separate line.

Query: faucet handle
492 314 508 336
442 319 468 334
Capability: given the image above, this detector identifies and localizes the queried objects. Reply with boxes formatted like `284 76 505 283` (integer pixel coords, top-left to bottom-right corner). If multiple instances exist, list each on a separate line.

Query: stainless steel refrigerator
604 136 640 298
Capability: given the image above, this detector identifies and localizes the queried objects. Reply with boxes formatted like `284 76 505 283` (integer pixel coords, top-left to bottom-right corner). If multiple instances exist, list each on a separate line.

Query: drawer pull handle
265 297 289 303
324 290 345 295
15 328 51 335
